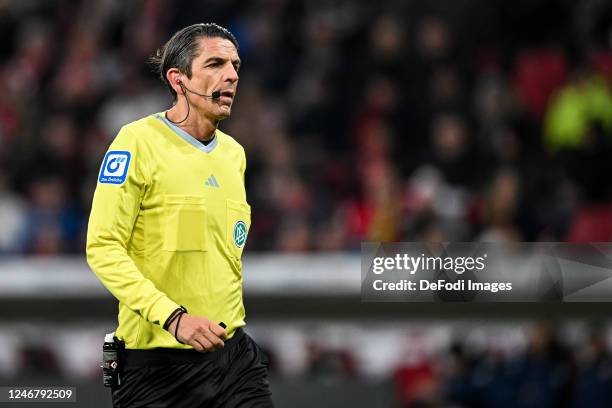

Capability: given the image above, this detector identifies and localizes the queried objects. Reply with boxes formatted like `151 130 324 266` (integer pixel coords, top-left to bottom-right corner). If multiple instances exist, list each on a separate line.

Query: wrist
173 312 187 344
168 317 178 334
163 306 187 332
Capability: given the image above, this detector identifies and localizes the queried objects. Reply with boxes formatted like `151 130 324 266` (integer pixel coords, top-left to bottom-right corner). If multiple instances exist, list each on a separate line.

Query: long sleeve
86 126 179 326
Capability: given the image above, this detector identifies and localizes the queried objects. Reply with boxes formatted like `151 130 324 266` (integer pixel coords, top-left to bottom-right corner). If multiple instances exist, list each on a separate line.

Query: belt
122 327 245 367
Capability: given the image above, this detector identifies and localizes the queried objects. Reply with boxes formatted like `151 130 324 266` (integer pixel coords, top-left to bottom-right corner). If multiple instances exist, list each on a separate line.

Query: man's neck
166 104 218 142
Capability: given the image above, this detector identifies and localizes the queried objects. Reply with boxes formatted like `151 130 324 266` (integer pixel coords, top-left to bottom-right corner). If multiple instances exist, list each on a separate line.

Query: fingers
202 326 225 349
183 329 214 353
189 328 224 353
210 322 228 340
190 337 205 352
177 315 228 353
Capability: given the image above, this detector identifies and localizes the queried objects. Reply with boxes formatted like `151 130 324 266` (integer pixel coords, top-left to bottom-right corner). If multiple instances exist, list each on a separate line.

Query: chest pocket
163 195 207 252
226 199 251 259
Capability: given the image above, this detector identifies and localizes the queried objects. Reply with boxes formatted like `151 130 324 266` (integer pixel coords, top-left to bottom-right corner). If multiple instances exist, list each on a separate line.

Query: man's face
185 37 240 120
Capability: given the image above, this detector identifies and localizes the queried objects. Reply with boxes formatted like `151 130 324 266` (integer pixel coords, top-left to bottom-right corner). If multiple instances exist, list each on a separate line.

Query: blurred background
1 0 612 406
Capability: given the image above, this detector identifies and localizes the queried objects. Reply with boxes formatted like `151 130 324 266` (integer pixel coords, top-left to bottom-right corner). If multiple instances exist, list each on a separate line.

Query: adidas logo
204 174 220 188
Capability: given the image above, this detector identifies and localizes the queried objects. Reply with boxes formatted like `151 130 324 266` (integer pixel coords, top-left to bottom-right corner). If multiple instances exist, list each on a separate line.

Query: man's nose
224 64 239 83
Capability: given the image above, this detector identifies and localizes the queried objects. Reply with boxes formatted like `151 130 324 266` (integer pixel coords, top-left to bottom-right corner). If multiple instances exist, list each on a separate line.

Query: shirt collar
155 113 218 154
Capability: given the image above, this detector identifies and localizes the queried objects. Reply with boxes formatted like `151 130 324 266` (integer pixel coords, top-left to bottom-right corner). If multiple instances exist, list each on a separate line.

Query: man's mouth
217 90 234 106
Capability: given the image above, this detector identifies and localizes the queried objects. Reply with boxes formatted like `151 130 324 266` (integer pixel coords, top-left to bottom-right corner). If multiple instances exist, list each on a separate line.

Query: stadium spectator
0 0 609 252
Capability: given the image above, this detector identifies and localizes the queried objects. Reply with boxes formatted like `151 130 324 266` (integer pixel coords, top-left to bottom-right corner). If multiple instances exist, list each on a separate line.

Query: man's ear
166 68 183 95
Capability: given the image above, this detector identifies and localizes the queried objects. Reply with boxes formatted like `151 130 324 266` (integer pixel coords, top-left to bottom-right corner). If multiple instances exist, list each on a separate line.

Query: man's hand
168 314 227 352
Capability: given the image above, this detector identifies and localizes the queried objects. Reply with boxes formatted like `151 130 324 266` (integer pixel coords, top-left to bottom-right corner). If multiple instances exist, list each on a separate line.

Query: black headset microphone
165 79 222 125
180 82 222 100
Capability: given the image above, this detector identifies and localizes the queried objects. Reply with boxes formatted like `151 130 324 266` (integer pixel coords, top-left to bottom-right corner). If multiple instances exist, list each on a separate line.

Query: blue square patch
99 151 131 184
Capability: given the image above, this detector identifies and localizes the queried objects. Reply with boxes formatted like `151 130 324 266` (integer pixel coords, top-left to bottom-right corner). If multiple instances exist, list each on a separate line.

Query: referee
87 23 273 407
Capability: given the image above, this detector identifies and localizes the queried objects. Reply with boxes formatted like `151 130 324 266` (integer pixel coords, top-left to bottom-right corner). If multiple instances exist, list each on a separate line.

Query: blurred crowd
4 321 612 408
392 323 612 408
296 322 612 408
0 0 612 254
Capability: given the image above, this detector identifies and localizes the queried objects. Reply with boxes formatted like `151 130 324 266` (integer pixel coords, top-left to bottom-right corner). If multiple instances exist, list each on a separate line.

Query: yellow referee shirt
86 113 250 349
